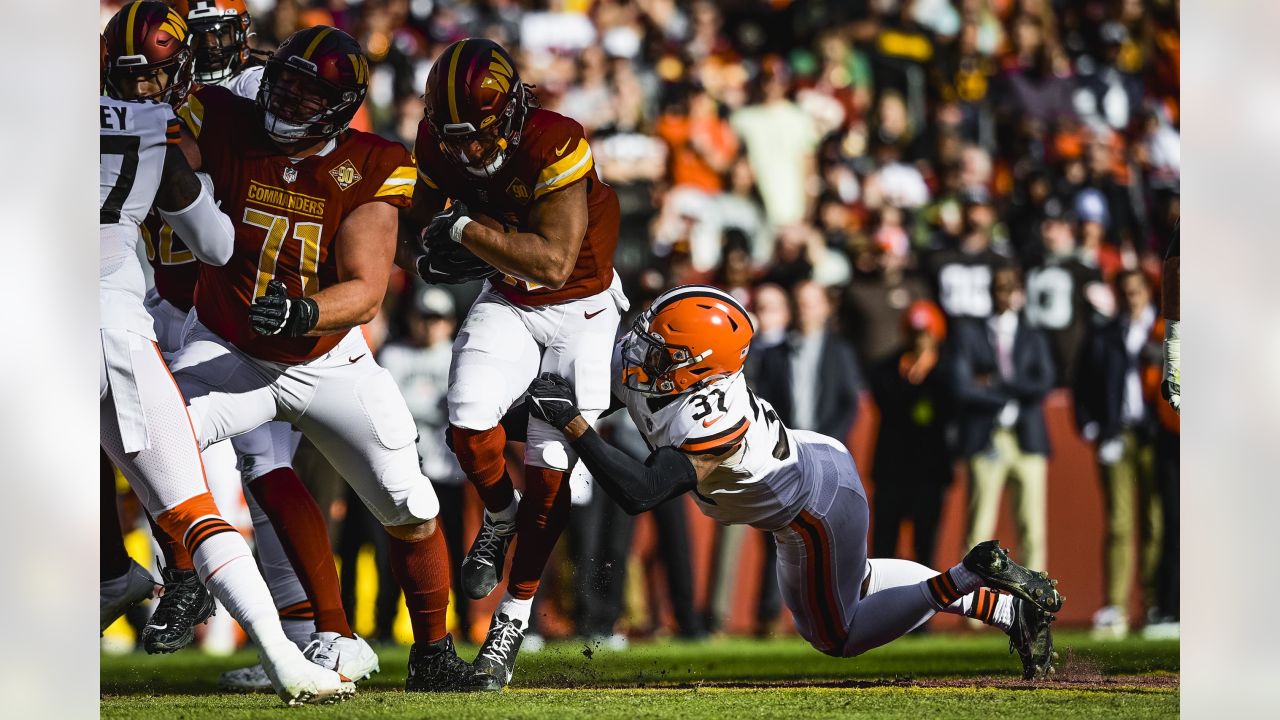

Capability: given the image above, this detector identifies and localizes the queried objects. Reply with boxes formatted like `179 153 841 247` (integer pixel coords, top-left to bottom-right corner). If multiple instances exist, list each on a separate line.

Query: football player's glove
423 201 473 248
249 279 319 337
1162 319 1180 414
415 242 498 285
526 372 580 430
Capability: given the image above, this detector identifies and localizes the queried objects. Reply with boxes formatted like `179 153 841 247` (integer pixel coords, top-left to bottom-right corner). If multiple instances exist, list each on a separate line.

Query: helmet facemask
189 16 249 84
107 49 195 109
430 82 529 178
258 59 359 144
619 317 713 396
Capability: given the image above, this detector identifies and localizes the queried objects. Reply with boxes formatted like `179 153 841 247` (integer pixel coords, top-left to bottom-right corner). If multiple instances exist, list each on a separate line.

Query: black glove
416 243 498 285
249 279 319 337
526 372 581 430
422 201 471 250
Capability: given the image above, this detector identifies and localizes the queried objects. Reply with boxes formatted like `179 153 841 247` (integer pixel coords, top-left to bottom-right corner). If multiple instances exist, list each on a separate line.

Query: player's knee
448 383 506 431
384 517 437 542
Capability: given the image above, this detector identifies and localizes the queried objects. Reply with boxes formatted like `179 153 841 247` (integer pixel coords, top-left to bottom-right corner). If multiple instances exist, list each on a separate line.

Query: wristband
450 216 472 244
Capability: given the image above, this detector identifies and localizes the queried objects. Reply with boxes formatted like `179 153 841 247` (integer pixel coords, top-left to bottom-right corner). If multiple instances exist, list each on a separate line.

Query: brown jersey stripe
679 417 749 454
789 512 846 653
797 510 847 650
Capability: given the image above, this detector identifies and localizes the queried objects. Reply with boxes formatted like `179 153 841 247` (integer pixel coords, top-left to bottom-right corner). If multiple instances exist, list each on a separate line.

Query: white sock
496 594 533 624
991 594 1014 630
959 588 1015 630
489 491 521 524
194 534 296 658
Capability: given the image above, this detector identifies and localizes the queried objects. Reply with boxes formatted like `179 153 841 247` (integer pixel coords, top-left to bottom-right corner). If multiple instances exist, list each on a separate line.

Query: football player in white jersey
98 2 352 705
526 285 1066 679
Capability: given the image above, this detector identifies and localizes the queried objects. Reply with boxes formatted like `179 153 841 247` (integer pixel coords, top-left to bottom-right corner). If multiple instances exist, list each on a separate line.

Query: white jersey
221 64 264 100
613 346 841 530
100 96 180 337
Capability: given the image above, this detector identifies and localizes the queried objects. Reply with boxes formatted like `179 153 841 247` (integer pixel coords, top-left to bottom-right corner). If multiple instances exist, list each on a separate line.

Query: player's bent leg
293 356 488 692
168 316 280 450
100 350 350 705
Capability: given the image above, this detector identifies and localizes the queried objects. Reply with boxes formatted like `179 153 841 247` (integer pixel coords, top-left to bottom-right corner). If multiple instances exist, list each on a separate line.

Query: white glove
1098 437 1125 466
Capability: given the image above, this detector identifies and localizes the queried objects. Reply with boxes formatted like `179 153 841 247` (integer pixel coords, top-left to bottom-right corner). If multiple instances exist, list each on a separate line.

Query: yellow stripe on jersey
176 92 206 139
533 138 593 199
374 166 417 198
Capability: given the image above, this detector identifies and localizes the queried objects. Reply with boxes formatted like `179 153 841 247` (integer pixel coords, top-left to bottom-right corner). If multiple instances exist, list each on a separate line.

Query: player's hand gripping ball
526 372 580 430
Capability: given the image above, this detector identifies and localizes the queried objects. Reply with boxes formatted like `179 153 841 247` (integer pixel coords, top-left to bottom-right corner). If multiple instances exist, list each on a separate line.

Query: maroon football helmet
424 38 533 177
103 1 195 109
256 25 369 145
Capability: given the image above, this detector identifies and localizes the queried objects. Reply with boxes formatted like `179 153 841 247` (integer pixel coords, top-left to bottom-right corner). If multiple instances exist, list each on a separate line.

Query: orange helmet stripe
446 39 467 124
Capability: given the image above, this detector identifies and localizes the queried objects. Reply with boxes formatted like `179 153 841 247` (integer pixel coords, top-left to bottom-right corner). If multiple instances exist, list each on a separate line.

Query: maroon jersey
141 210 199 311
180 85 415 363
415 108 619 306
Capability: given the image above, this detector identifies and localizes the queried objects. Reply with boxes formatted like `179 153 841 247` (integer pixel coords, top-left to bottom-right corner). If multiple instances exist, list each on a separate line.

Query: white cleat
100 559 158 633
303 632 381 683
262 650 356 706
218 663 273 693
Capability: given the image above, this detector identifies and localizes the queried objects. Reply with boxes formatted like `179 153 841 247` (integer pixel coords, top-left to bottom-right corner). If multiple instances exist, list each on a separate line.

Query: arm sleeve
569 426 698 515
157 172 234 266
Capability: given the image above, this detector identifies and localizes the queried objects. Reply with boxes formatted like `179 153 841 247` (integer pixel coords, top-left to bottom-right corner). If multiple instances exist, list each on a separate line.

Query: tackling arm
560 415 727 516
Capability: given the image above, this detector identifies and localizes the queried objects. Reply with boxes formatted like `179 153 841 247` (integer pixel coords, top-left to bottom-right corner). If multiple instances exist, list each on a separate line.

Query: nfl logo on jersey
282 166 298 184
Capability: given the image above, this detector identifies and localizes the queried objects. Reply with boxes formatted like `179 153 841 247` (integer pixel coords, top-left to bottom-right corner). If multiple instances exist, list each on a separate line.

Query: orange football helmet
621 285 755 395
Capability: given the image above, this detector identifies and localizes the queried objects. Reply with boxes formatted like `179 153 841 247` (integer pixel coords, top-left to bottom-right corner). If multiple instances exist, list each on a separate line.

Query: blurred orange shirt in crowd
655 114 739 193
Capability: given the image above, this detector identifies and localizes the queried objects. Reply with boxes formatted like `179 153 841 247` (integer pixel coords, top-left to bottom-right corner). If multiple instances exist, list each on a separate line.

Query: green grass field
101 631 1178 718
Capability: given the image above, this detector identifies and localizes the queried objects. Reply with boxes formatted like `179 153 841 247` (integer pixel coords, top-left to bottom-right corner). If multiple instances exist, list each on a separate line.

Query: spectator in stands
841 208 931 371
1074 270 1164 639
950 264 1055 571
1024 210 1110 386
730 58 819 228
755 280 863 440
926 188 1008 321
868 300 953 566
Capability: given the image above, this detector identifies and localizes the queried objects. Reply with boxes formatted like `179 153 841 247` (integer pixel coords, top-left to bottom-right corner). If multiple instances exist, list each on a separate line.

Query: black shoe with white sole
1006 596 1058 679
473 612 526 691
142 566 215 654
461 502 518 600
963 540 1064 613
405 634 491 693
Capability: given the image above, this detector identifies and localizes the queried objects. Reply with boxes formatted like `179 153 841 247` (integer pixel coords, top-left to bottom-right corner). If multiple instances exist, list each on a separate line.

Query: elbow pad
158 173 235 267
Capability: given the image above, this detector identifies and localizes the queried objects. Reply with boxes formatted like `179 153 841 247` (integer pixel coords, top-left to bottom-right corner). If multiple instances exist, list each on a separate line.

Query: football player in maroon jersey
406 37 627 688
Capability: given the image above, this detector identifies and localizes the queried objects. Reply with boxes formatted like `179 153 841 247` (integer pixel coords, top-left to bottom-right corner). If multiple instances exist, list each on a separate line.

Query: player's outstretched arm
526 373 715 515
447 180 588 289
154 143 233 267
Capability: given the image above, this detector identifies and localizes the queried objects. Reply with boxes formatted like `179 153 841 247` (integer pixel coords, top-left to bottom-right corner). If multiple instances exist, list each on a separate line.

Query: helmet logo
487 51 514 92
328 159 363 190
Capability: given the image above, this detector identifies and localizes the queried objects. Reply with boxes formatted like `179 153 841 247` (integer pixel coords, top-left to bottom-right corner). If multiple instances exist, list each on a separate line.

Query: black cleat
963 540 1064 613
405 634 491 693
1006 596 1058 679
473 612 526 691
142 566 215 654
461 498 518 600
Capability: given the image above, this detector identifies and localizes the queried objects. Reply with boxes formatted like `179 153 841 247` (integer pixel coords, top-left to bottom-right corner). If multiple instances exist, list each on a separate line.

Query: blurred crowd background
101 0 1180 651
